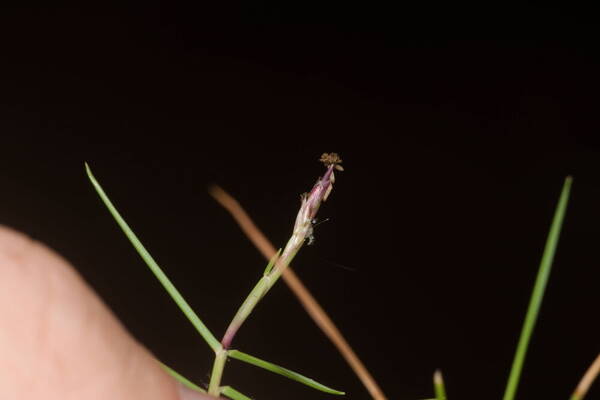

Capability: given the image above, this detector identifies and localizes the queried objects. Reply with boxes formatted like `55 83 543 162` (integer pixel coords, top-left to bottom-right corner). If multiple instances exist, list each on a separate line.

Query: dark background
1 4 599 400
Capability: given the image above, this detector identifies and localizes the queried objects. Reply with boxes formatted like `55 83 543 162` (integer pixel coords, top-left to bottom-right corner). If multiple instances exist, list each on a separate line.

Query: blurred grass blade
85 163 221 352
570 353 600 400
263 248 282 276
160 362 206 393
433 370 447 400
221 386 252 400
502 176 573 400
228 349 345 395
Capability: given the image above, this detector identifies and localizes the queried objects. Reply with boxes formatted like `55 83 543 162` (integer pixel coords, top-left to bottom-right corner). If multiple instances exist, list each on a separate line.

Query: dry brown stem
572 353 600 400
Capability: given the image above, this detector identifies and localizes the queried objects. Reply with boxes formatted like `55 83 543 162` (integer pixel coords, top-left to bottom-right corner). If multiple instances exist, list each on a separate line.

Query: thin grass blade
85 163 221 352
160 362 206 393
220 386 253 400
228 349 344 395
263 248 282 276
502 176 573 400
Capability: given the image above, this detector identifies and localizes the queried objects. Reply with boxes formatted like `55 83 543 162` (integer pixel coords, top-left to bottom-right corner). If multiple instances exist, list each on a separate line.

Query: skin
0 225 217 400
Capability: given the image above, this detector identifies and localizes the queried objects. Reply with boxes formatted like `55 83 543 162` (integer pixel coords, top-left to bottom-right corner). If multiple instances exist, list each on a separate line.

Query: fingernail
178 383 218 400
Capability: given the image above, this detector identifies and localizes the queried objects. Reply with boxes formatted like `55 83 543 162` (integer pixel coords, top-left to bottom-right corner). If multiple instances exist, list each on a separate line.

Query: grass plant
86 156 598 400
86 154 345 399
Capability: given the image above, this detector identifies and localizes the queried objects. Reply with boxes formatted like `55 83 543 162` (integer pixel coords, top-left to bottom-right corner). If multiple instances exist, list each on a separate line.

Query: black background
1 4 599 400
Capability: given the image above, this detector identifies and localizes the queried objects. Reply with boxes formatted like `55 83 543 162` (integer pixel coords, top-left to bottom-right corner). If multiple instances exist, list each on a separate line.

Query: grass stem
220 160 338 349
209 184 387 400
208 349 228 396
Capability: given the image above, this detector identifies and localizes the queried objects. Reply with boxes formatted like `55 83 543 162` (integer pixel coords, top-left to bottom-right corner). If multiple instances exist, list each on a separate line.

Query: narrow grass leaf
85 163 221 352
160 362 206 393
502 176 573 400
220 386 253 400
228 349 345 395
263 248 282 276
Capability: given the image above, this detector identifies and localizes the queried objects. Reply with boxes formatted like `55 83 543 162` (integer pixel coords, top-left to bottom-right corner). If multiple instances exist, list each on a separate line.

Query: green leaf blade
228 349 345 395
502 176 573 400
85 163 221 352
220 386 253 400
160 362 206 393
